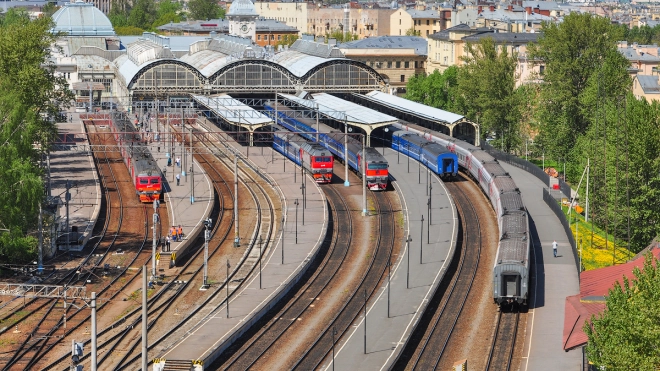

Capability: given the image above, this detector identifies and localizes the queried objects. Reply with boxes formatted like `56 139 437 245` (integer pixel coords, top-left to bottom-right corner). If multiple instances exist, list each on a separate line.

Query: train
271 127 334 183
112 117 162 203
390 121 529 307
390 130 458 178
264 102 390 190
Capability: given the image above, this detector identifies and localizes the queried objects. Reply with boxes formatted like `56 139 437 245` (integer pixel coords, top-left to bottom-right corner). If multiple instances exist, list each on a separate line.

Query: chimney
508 4 512 11
526 6 531 14
489 5 495 11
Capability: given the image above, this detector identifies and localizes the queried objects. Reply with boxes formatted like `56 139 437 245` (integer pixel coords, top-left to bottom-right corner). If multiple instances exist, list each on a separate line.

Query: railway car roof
422 142 453 156
500 192 525 213
497 237 529 265
398 132 431 147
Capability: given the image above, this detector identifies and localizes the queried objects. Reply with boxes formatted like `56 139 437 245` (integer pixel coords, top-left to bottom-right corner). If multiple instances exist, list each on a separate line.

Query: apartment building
339 36 427 92
255 1 308 36
427 24 541 86
307 7 395 38
618 41 660 76
390 8 450 37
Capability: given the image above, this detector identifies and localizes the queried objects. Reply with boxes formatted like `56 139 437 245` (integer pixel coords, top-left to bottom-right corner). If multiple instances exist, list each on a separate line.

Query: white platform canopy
279 92 398 146
193 94 273 146
354 91 480 145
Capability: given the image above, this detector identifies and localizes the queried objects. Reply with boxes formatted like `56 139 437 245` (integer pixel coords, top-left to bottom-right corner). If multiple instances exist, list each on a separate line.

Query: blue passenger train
391 130 458 178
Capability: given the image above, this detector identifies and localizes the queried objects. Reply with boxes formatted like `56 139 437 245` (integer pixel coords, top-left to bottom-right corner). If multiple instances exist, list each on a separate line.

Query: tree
325 29 358 43
188 0 224 21
152 0 183 28
585 253 660 369
275 35 299 47
456 37 521 151
41 3 59 18
405 27 420 36
405 66 459 112
526 13 628 159
108 0 131 28
127 0 157 30
0 16 73 263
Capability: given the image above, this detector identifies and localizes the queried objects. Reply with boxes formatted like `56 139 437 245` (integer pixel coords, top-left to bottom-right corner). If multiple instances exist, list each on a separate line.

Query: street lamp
202 218 211 288
294 199 299 244
406 235 412 288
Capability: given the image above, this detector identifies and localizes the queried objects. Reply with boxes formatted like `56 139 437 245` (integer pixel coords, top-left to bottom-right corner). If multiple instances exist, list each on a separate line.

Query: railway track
485 309 520 371
289 189 395 370
111 121 278 370
1 126 152 370
215 184 350 370
395 175 481 371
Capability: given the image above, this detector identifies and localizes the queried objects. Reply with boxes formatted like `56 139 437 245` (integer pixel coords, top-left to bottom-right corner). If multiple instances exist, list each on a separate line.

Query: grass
561 204 633 271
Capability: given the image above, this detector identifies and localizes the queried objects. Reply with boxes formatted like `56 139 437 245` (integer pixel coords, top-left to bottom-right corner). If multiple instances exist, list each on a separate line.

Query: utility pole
91 292 97 371
38 204 43 274
152 200 159 282
344 117 350 187
234 153 240 247
407 235 411 288
142 266 148 371
362 135 367 216
190 126 195 204
65 180 71 252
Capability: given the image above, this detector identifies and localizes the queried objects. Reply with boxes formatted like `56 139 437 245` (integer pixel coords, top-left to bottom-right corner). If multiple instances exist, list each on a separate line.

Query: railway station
0 0 584 370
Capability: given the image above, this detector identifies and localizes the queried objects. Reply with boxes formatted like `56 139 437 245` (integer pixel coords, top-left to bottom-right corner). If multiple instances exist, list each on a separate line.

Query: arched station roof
113 35 384 94
51 0 115 36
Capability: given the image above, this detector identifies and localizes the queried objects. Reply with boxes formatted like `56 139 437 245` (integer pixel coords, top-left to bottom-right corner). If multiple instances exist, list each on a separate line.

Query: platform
500 162 582 370
50 114 102 254
329 148 459 370
159 144 328 366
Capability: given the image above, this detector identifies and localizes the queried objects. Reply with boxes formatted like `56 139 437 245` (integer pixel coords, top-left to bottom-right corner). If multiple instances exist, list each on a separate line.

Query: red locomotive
112 119 162 203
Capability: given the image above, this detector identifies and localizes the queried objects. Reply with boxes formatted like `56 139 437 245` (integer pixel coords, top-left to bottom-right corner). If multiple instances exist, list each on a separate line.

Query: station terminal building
50 0 386 110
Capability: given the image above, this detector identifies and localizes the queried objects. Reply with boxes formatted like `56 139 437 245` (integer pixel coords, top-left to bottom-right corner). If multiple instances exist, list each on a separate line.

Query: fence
481 142 573 200
543 188 581 275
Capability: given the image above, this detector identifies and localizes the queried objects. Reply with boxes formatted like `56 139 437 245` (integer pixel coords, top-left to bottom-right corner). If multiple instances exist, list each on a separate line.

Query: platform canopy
279 92 397 146
193 94 273 127
353 91 479 145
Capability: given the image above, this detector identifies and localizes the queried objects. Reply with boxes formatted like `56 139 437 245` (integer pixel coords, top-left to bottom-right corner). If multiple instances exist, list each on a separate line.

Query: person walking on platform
176 157 181 167
176 173 180 186
552 240 558 257
166 236 171 251
177 225 183 241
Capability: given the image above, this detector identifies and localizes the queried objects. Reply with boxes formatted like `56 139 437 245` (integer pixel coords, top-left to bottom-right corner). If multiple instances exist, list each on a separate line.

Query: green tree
456 37 521 151
405 66 459 111
115 26 145 35
108 0 130 28
585 253 660 369
42 3 59 18
153 0 183 28
127 0 157 30
527 12 627 160
187 0 224 21
0 8 30 26
276 34 299 47
0 16 73 263
405 27 420 36
325 29 358 43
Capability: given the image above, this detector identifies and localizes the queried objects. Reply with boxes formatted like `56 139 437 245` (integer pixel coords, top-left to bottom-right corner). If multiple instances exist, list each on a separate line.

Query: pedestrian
171 226 177 240
176 157 181 167
69 114 73 123
552 240 558 258
166 236 171 251
176 173 180 186
177 225 183 241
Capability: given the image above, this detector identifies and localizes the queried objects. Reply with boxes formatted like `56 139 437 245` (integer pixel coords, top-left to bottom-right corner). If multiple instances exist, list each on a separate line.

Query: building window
271 35 275 40
444 56 448 64
414 61 418 68
426 30 429 36
387 61 392 68
396 61 401 68
540 65 545 75
400 75 405 82
258 35 261 40
278 35 282 40
404 61 409 68
426 19 430 25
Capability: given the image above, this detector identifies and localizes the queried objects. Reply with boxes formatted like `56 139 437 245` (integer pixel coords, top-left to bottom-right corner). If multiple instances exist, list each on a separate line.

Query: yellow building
390 8 449 37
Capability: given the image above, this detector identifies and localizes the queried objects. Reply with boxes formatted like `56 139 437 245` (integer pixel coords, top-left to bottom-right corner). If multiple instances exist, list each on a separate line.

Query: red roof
562 243 660 351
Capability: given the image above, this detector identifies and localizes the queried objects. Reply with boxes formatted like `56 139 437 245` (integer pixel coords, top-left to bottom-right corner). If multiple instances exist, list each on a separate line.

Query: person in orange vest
177 225 183 241
170 226 176 240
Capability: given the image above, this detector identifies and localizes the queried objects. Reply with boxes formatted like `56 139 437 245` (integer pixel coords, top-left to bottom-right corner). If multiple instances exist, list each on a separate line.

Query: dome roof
227 0 258 17
51 1 115 36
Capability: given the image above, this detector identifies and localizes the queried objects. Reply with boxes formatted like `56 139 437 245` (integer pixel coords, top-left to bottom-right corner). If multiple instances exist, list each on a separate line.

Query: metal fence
481 142 550 187
543 188 581 275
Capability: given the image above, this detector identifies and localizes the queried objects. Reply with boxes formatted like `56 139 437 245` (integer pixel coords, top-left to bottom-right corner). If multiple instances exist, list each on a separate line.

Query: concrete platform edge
79 121 102 250
202 172 329 367
386 178 460 369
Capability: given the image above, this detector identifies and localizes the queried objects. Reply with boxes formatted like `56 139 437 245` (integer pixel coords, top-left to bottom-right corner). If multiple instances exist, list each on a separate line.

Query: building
426 24 541 86
255 1 309 37
390 8 449 37
227 0 259 42
618 41 660 76
632 74 660 102
157 18 299 47
338 36 427 92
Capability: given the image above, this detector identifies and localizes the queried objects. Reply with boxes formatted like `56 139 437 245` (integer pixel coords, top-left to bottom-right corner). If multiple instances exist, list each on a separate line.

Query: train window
324 157 332 162
139 178 148 184
368 163 388 170
151 178 160 184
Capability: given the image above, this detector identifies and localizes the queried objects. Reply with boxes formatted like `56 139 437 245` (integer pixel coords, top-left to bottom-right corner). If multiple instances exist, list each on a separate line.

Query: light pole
344 117 350 187
420 215 424 264
294 199 299 244
152 199 160 282
300 184 305 225
387 259 391 318
202 218 211 288
259 237 263 289
226 259 230 318
332 326 337 371
406 235 412 289
363 288 367 354
281 216 285 264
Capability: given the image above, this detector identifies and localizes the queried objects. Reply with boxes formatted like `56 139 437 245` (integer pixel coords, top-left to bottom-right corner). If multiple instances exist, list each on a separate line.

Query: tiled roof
338 36 427 55
562 242 660 350
635 75 660 94
463 32 539 43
